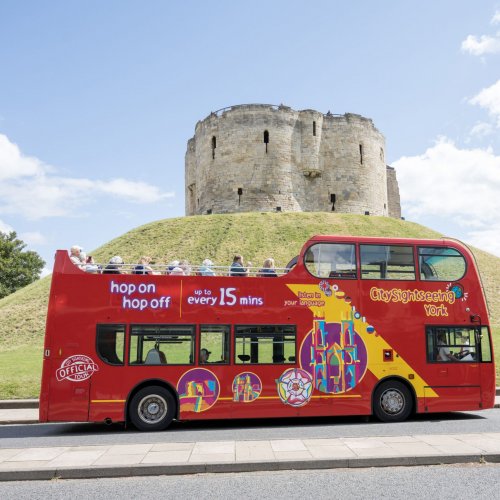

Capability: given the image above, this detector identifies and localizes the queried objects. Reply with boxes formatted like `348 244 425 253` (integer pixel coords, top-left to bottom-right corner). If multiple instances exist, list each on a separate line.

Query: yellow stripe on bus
91 400 126 403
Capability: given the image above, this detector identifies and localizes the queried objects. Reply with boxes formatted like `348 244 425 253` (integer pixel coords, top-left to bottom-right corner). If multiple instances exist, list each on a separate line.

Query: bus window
426 326 481 362
418 247 466 281
479 326 492 362
129 325 195 365
304 243 357 278
199 325 230 364
360 245 415 280
96 324 125 365
235 325 296 364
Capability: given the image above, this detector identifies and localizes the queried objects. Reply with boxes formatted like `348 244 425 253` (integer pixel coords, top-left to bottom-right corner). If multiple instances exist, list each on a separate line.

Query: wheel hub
138 395 168 424
380 389 404 415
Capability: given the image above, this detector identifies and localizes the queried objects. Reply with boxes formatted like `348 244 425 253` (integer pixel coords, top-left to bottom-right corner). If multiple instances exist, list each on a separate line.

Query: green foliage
0 231 45 299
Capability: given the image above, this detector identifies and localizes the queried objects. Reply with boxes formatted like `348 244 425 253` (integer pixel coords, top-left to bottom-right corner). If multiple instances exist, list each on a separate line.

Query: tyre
129 385 176 431
373 380 413 423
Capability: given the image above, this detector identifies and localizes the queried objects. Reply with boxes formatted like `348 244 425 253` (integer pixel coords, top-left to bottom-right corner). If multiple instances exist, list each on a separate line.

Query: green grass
1 212 499 397
0 344 43 399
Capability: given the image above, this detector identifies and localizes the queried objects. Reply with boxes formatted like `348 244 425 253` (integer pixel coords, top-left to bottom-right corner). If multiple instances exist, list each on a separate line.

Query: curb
0 400 38 410
0 419 39 426
1 453 500 482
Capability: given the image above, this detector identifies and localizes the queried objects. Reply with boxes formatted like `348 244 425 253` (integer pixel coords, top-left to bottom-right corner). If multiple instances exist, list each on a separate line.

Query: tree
0 231 45 299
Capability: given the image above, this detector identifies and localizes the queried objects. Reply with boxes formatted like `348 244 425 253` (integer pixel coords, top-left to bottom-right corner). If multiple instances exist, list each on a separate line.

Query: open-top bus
39 235 495 431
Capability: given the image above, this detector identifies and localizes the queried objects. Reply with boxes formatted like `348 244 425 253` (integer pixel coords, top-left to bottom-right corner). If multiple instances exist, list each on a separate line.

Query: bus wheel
129 386 176 431
373 381 412 423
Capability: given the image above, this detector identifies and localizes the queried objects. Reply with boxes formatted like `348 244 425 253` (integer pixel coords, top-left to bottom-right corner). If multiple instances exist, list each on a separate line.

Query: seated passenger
170 266 185 276
230 255 249 277
166 260 180 274
133 256 153 275
200 258 216 276
103 256 124 274
179 259 191 276
200 348 211 364
69 245 85 269
258 257 278 277
84 255 100 274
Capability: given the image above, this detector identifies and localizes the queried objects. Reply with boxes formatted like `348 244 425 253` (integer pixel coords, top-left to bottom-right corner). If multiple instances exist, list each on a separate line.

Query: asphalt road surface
1 408 499 449
1 464 499 499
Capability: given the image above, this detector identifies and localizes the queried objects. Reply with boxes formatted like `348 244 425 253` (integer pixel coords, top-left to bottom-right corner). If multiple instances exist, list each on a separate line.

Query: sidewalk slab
1 432 500 481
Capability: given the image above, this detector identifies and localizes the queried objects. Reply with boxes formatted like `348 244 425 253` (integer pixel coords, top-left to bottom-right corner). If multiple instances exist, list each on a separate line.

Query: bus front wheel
373 381 413 423
129 386 176 431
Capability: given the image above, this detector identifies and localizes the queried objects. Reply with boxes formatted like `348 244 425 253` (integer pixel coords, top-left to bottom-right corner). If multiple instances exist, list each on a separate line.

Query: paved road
1 464 499 499
1 409 499 449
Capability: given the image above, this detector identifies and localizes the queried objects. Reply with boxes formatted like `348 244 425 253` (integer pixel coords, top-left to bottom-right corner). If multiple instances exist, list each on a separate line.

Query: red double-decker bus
39 235 495 431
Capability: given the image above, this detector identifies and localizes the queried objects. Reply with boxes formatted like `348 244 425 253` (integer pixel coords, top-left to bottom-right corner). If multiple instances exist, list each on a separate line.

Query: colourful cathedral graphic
300 309 368 394
232 372 262 402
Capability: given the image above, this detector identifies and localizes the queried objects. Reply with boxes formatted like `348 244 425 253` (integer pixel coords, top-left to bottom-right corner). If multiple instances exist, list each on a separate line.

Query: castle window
264 130 269 153
211 136 216 159
380 147 384 162
359 144 363 164
313 121 316 136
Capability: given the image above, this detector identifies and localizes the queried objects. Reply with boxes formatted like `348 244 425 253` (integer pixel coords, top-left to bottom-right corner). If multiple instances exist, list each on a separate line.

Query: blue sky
1 1 499 273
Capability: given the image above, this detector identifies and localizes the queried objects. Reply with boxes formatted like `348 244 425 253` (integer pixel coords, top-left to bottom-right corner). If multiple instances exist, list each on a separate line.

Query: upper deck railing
75 262 289 277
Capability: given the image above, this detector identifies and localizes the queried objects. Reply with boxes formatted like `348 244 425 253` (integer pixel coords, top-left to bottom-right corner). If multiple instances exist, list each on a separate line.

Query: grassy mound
1 212 498 397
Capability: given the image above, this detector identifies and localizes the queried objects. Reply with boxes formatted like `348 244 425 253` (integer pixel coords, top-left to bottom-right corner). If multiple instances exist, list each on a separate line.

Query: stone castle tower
185 104 401 218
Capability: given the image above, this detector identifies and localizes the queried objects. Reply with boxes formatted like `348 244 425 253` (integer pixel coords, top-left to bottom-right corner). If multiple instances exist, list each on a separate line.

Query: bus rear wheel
129 386 176 431
373 380 413 423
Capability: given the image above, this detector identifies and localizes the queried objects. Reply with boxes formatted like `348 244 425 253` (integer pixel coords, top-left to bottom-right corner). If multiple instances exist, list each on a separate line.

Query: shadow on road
0 411 487 440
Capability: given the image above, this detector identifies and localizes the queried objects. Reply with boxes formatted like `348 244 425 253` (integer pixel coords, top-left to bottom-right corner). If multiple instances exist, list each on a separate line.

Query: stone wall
185 104 401 218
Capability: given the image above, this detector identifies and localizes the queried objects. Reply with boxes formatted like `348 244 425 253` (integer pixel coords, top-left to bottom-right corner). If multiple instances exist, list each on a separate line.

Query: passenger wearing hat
200 348 211 364
103 256 124 275
200 258 216 276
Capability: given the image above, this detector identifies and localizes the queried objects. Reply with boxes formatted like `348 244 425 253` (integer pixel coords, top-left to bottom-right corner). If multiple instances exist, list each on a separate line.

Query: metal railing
77 262 289 277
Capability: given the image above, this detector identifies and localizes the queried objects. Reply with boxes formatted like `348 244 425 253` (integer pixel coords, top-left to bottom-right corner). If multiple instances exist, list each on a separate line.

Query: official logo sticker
56 355 99 382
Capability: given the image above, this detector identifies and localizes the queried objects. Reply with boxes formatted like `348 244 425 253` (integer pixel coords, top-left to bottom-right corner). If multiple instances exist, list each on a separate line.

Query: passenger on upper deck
179 259 191 276
230 255 249 277
69 245 85 269
84 255 100 274
258 257 278 277
170 266 185 276
166 260 180 274
200 259 216 276
103 256 124 274
132 256 153 275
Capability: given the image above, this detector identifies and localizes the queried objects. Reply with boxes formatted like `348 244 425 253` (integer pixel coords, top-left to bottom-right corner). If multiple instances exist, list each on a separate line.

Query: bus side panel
424 386 481 412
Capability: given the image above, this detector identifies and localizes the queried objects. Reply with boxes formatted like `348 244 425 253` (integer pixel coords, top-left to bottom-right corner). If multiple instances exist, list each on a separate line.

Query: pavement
0 392 498 482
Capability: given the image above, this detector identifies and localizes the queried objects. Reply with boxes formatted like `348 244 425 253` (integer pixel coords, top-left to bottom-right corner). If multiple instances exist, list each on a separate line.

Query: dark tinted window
96 324 125 365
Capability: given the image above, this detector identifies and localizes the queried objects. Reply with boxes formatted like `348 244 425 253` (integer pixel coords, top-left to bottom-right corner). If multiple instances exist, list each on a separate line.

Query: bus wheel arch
126 379 179 431
372 377 416 423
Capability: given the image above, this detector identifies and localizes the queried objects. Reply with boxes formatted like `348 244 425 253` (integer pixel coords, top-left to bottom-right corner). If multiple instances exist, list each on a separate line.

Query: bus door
46 349 94 422
425 326 482 411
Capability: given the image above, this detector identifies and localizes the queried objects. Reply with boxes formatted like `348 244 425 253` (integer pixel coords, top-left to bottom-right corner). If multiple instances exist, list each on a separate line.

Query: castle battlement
185 104 401 217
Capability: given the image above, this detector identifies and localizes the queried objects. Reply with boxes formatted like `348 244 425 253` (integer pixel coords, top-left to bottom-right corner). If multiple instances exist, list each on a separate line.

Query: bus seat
145 348 165 365
238 354 250 363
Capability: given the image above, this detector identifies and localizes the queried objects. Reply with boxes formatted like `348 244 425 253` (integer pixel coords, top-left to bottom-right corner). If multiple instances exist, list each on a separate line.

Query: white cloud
468 121 494 140
393 138 500 257
19 231 47 245
461 12 500 56
0 133 174 220
469 79 500 124
461 34 500 55
0 219 13 233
